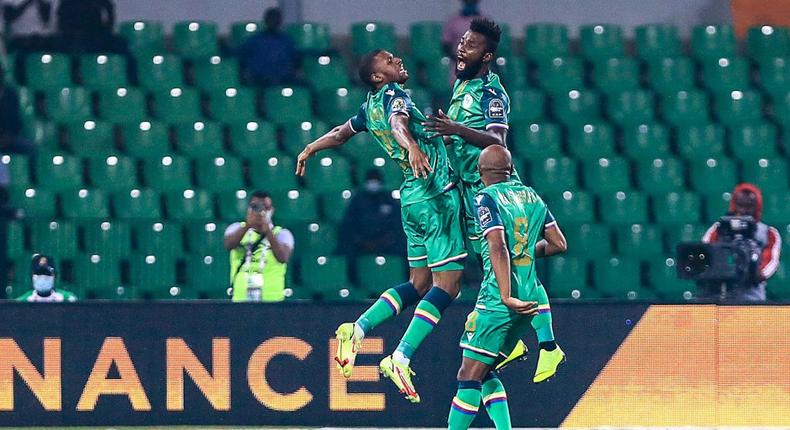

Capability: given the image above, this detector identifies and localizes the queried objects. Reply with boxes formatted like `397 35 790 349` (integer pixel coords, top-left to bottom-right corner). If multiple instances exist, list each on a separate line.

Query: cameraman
701 183 781 301
224 190 294 302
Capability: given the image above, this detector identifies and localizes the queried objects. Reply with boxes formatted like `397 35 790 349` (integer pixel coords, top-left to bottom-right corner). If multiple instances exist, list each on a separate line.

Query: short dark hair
469 17 501 54
358 49 384 88
251 190 270 200
263 7 282 30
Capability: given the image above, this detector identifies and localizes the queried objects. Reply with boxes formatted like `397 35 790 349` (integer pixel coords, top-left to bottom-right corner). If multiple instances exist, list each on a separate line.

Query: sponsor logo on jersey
385 89 396 96
463 94 474 109
488 98 505 119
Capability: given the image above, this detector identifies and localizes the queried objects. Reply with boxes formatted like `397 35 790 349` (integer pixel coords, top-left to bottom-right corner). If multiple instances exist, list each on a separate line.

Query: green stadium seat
666 223 708 246
553 89 602 126
82 220 131 260
275 189 319 225
592 58 640 94
60 188 109 219
229 21 260 50
496 23 514 57
546 256 591 299
702 57 750 92
689 157 737 194
636 157 685 194
29 221 77 259
494 56 528 90
301 255 350 291
759 58 790 94
64 120 116 158
119 21 165 57
580 24 625 60
691 25 737 61
128 254 178 297
34 154 84 191
286 22 331 53
25 120 59 152
351 22 396 57
339 131 382 164
649 257 696 300
635 24 681 61
410 22 443 63
747 25 790 62
137 55 185 91
25 53 71 90
264 87 312 124
193 56 240 91
600 191 648 225
653 192 701 225
227 121 278 157
2 53 16 84
317 87 367 125
729 122 777 160
537 57 584 92
703 191 731 220
88 155 138 191
356 255 406 293
194 156 245 192
291 222 338 256
661 90 711 126
185 221 227 255
773 90 790 126
1 153 32 190
97 87 147 124
715 90 764 125
322 286 369 302
320 189 354 223
562 223 611 256
423 56 453 93
354 156 402 190
615 223 664 257
79 54 127 90
567 122 614 159
509 89 546 123
742 158 789 191
165 189 214 221
112 188 162 220
216 190 249 222
152 87 202 123
762 194 790 224
530 157 578 194
134 221 184 259
607 90 657 126
173 121 223 156
582 157 631 193
281 120 328 155
622 123 671 159
142 155 193 191
72 253 125 299
6 220 26 258
46 87 92 122
303 155 353 192
647 57 696 94
303 55 349 91
593 257 642 299
185 253 230 299
549 190 594 224
524 23 569 61
771 262 790 301
676 123 726 161
121 121 170 157
172 21 219 59
249 154 298 192
511 122 561 158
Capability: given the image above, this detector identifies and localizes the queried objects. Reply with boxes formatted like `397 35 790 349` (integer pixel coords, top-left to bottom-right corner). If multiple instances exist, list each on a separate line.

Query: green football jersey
349 83 453 206
446 71 511 184
473 180 556 312
16 289 78 302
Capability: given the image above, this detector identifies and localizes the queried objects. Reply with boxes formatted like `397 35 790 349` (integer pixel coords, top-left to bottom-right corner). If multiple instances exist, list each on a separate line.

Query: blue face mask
33 275 54 295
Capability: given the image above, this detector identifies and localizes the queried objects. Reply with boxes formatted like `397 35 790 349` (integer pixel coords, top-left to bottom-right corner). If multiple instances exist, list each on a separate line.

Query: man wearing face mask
224 190 294 302
16 254 77 302
701 183 781 301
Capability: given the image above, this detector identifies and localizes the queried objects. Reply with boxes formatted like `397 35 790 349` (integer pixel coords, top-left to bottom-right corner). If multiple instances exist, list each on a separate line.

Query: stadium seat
229 21 260 50
134 221 184 259
661 90 711 126
320 189 354 223
72 253 125 299
292 222 338 257
509 89 546 123
248 155 298 192
264 87 312 124
121 121 171 158
537 57 584 93
566 122 615 159
82 220 131 261
422 56 453 93
592 58 640 94
759 58 790 94
582 157 631 193
511 122 561 158
607 90 657 126
579 24 625 60
635 24 681 61
676 123 726 161
25 53 71 90
524 23 569 61
600 191 648 225
142 155 193 191
494 56 528 90
762 194 790 225
274 189 319 225
29 220 78 259
410 22 443 63
689 157 737 194
25 120 59 151
88 155 139 191
209 87 258 123
647 57 696 94
529 157 579 194
615 223 664 257
227 120 278 157
173 121 224 157
281 120 328 155
17 86 35 121
79 54 128 90
715 90 764 125
64 120 116 158
2 153 32 190
165 189 214 221
34 154 84 191
216 190 249 222
119 21 165 57
703 191 731 220
194 156 245 192
112 188 162 220
553 89 602 126
495 23 514 57
562 223 611 256
2 52 16 84
546 256 591 299
185 221 227 255
128 254 178 296
339 131 383 164
729 122 778 160
773 90 790 126
317 87 367 125
61 188 110 219
741 158 789 192
702 57 751 93
46 87 92 122
653 192 702 225
137 55 185 91
666 223 708 247
593 257 642 299
636 157 685 194
303 56 350 91
172 21 219 59
356 255 406 292
300 255 350 291
649 257 696 301
98 87 147 124
193 56 240 91
549 190 594 223
691 25 737 61
303 155 353 192
185 253 229 299
351 22 396 57
152 87 202 123
286 22 331 53
622 123 671 159
747 25 790 62
11 188 55 219
6 221 25 258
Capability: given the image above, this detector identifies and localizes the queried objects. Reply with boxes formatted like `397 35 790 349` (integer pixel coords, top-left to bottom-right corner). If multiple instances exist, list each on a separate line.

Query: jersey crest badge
463 94 474 109
477 205 492 225
391 97 406 112
488 98 505 119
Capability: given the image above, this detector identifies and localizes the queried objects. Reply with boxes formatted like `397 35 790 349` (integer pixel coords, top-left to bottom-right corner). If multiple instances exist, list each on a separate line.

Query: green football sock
355 282 419 336
531 310 555 344
482 372 511 430
394 287 453 364
448 380 481 430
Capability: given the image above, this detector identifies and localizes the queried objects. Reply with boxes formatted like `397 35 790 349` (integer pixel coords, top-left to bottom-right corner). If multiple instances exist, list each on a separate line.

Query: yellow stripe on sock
414 308 440 324
452 397 479 412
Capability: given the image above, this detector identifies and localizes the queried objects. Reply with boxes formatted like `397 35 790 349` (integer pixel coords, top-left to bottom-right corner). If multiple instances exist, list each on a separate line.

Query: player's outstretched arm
295 121 355 176
389 113 433 178
423 109 506 149
535 223 568 258
486 229 538 315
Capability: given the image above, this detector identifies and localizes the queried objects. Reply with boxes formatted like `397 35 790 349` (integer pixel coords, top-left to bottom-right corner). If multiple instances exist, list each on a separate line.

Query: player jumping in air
296 50 468 403
448 146 567 429
424 18 565 383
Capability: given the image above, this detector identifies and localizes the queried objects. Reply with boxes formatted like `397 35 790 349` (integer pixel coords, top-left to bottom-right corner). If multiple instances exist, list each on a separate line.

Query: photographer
224 191 294 302
700 183 781 301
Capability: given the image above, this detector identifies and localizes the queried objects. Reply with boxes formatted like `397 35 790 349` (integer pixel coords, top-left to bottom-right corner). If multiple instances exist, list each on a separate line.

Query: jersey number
465 311 478 332
513 217 532 266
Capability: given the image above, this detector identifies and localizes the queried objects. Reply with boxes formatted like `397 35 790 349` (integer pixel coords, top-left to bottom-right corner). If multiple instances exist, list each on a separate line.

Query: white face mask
32 275 55 295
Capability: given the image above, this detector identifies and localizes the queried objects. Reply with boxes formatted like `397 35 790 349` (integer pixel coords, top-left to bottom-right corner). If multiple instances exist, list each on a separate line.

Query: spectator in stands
237 6 299 86
54 0 125 54
701 183 781 301
224 190 294 302
16 254 77 302
2 0 55 52
337 169 406 260
0 63 27 154
442 0 486 84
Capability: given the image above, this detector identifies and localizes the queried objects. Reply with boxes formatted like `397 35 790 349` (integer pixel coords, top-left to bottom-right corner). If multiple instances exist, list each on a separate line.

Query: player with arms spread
448 146 568 430
296 50 467 403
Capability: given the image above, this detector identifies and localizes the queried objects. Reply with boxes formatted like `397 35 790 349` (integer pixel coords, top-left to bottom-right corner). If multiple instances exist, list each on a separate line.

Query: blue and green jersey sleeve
480 85 509 130
474 193 504 238
382 83 413 120
348 103 368 133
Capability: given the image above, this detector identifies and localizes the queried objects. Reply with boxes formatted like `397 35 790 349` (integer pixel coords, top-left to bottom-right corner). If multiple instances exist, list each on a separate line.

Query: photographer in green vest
224 190 294 302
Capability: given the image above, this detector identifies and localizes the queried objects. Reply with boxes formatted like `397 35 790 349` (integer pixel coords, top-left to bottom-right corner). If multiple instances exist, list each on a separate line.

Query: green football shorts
402 188 468 272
